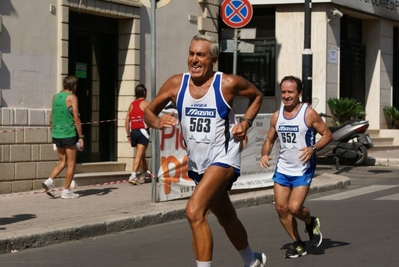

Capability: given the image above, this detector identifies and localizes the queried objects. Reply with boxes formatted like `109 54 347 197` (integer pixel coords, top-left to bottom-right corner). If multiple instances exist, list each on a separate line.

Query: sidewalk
0 149 398 255
366 147 399 167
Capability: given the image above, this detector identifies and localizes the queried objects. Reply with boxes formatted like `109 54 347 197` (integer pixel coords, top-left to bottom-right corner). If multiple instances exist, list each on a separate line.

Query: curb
367 157 399 167
0 175 350 255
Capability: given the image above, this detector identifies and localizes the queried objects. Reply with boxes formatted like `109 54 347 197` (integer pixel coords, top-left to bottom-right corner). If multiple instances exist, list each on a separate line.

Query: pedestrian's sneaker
144 171 153 183
285 241 307 259
128 176 141 185
42 178 55 198
248 252 267 267
128 175 136 184
61 190 79 199
305 216 323 248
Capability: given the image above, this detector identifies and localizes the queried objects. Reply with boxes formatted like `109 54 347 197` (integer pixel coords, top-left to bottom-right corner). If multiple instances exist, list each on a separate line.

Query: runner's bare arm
144 74 181 129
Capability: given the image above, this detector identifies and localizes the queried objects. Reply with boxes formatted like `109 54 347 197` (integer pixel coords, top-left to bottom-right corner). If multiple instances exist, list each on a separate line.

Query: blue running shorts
272 168 315 188
188 163 240 190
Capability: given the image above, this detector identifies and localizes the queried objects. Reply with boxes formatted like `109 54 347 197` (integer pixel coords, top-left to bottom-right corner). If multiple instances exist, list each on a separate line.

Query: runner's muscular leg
289 185 312 225
274 183 299 240
211 190 249 251
186 165 235 261
274 184 312 240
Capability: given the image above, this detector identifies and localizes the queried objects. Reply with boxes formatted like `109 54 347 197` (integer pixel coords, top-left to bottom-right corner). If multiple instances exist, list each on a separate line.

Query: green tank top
52 92 76 139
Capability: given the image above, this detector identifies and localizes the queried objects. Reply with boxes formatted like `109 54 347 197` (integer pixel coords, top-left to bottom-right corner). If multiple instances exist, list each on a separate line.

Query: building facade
1 0 398 193
0 0 144 193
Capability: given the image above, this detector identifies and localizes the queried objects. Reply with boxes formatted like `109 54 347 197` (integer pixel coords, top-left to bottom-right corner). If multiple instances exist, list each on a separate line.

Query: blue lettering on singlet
278 125 299 132
185 108 216 118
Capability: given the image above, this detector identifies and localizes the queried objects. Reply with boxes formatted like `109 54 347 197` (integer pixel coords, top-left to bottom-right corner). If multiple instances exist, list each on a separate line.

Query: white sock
131 172 136 177
239 244 255 267
62 189 70 193
196 261 212 267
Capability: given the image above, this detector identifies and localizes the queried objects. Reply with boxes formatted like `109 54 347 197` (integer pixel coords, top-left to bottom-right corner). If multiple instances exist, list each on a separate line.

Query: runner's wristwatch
241 118 253 128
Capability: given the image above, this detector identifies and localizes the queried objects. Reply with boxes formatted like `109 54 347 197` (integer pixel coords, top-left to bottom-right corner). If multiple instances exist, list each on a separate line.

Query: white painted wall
0 0 59 108
140 1 203 100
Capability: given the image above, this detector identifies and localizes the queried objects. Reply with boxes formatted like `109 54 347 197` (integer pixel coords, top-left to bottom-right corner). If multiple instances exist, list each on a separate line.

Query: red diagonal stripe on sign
226 1 246 22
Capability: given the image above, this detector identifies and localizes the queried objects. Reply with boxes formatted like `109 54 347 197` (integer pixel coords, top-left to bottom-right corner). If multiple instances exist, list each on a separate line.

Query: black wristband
127 136 131 138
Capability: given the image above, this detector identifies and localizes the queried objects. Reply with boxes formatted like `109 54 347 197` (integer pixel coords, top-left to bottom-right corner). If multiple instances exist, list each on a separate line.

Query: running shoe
42 178 55 198
248 252 267 267
305 216 323 247
61 190 79 199
285 241 307 259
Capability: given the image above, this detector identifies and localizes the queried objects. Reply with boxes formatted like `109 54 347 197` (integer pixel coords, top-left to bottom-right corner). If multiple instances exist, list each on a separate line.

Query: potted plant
383 106 399 129
327 97 365 126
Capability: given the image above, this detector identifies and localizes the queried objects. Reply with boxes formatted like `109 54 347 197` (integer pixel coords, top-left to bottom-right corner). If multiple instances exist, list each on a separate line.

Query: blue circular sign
221 0 253 28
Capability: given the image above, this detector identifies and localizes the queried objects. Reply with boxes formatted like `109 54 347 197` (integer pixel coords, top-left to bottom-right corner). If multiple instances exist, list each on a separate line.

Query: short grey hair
190 35 219 58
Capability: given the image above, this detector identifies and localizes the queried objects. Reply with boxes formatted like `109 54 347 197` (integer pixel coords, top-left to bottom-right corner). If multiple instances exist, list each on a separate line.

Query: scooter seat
329 127 340 133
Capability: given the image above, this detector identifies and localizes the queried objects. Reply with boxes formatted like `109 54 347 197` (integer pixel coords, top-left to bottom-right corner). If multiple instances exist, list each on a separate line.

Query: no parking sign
221 0 253 28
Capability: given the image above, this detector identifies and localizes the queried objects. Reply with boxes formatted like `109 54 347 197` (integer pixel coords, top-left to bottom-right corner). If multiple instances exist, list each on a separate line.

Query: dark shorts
52 136 78 148
130 129 150 147
188 163 240 191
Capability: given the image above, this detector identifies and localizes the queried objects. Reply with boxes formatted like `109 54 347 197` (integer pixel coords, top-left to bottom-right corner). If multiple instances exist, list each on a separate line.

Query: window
219 7 276 96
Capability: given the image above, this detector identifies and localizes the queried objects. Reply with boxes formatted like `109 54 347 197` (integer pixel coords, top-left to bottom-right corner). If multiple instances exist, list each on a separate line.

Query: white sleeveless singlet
176 72 241 174
276 103 316 176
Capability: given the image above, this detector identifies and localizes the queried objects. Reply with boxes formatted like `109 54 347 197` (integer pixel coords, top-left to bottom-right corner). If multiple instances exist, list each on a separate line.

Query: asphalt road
1 165 398 267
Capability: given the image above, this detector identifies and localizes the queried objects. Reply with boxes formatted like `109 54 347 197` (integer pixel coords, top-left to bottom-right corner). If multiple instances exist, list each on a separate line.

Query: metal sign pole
150 0 158 203
302 0 313 105
233 28 238 75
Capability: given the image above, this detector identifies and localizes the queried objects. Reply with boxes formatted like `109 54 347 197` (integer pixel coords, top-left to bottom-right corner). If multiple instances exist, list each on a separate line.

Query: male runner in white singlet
260 76 332 259
144 35 266 267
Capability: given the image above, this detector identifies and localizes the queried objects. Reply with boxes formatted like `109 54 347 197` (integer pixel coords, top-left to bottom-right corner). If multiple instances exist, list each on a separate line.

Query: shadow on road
281 238 350 256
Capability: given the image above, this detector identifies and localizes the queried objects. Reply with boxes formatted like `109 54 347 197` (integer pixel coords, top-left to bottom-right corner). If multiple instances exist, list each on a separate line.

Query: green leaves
383 106 399 129
327 98 365 126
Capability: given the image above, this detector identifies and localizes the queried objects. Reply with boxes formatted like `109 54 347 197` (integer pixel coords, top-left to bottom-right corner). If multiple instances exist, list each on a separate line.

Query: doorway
340 15 366 106
69 11 118 162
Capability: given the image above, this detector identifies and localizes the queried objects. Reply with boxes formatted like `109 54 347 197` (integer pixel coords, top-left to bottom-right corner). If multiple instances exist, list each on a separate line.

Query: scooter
316 113 374 165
